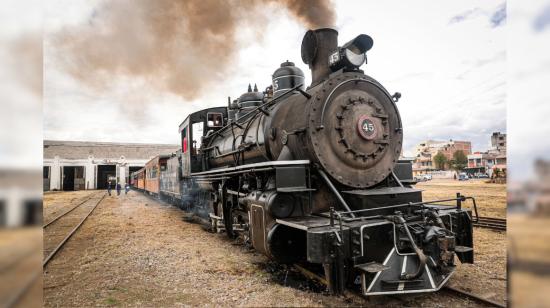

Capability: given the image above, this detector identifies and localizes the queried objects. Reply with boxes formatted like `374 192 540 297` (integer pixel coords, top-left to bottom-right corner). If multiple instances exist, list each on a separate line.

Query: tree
451 150 468 171
433 152 447 170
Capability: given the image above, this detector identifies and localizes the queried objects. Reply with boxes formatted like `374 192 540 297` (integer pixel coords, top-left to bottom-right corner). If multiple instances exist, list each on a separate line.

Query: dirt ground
43 180 507 307
508 214 550 307
0 228 42 308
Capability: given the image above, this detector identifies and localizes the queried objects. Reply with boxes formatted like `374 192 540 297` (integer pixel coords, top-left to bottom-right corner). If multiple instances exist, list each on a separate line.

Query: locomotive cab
178 107 227 176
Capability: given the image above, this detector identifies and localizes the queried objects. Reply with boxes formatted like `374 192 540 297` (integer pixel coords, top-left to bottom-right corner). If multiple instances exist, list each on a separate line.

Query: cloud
449 3 506 28
533 4 550 32
490 3 507 27
449 8 484 24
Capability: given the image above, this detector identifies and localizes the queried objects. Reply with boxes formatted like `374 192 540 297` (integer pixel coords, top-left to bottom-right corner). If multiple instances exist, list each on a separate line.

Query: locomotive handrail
318 169 356 218
205 84 305 142
190 160 310 177
464 196 480 223
331 194 479 223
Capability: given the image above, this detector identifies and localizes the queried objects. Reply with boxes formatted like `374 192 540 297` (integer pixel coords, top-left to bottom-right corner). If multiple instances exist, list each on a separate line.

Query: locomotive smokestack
301 28 338 87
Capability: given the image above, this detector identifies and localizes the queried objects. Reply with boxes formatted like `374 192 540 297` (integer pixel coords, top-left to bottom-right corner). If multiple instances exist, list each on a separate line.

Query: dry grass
509 214 550 262
508 214 550 307
0 228 42 307
416 179 506 218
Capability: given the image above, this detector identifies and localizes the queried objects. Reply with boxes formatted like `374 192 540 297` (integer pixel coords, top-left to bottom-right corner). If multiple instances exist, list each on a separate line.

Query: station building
43 140 179 191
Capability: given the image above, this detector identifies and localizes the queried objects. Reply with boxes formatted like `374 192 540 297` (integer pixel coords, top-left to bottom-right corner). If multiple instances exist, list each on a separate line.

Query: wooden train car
132 168 146 190
160 151 182 203
144 155 170 195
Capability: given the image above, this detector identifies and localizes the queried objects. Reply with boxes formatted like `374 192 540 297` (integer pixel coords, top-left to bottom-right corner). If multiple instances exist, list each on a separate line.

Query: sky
42 0 507 158
0 0 42 169
507 0 550 180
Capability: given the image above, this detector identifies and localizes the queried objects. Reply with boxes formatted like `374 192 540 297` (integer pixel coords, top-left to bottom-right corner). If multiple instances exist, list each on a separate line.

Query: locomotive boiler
205 29 401 190
139 28 477 296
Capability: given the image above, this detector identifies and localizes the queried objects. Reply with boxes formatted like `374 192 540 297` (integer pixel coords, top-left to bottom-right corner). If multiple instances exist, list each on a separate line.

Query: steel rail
443 285 506 308
43 193 106 267
43 191 98 228
473 216 506 231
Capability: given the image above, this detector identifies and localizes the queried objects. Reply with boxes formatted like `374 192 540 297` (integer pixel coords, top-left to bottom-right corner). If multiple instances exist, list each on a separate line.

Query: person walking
125 183 130 195
107 180 112 196
116 182 122 196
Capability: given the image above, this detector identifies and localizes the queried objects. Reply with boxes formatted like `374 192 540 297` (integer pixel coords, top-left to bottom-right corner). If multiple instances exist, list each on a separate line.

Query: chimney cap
301 28 338 65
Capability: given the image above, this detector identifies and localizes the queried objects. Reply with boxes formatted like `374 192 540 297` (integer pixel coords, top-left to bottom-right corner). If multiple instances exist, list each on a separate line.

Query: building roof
43 140 180 160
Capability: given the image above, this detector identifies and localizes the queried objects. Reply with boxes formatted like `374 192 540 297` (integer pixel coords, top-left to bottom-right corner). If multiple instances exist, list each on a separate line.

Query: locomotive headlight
328 34 373 71
344 48 366 67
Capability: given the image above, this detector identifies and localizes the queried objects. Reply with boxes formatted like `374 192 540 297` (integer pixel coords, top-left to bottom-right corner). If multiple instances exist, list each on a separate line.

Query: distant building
43 140 179 191
491 132 507 153
466 132 506 178
412 139 472 175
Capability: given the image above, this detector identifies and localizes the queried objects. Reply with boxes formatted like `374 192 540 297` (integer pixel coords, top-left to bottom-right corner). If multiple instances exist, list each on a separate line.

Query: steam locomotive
131 28 476 296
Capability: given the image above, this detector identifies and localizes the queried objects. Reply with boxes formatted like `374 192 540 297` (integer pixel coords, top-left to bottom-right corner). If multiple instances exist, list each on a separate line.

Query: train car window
207 113 223 127
182 126 188 153
192 122 203 153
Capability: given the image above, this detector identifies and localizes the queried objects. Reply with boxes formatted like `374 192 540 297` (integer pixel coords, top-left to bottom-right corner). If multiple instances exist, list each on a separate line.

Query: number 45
363 122 374 132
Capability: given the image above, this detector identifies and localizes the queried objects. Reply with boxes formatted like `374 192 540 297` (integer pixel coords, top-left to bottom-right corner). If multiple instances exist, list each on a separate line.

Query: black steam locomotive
135 28 476 296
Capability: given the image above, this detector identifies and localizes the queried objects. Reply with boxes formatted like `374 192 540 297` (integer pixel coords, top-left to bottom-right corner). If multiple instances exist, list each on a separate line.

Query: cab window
207 113 223 128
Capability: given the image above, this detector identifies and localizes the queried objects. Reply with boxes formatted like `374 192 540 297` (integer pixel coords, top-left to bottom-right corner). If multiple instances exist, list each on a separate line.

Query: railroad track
43 191 106 267
292 264 505 307
443 286 506 307
473 216 506 231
